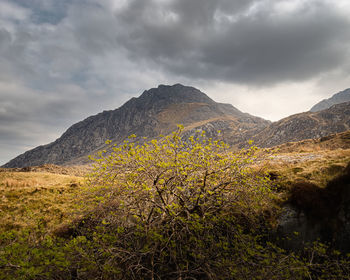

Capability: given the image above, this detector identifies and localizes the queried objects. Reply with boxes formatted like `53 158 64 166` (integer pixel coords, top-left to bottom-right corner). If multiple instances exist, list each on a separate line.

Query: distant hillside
3 84 268 167
252 102 350 148
270 129 350 153
310 88 350 112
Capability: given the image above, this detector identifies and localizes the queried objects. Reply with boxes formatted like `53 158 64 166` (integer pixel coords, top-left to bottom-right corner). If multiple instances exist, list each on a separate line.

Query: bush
78 127 303 279
87 127 273 228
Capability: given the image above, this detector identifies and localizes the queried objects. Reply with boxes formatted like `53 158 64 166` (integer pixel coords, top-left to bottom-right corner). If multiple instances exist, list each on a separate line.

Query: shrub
87 127 273 227
77 127 304 279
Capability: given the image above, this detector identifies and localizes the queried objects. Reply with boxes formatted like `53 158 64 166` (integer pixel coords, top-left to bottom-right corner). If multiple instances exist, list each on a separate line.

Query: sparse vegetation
288 162 350 221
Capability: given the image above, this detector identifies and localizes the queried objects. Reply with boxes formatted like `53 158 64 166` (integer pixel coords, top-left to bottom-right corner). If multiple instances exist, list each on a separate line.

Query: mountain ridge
3 84 268 168
3 85 350 168
252 101 350 147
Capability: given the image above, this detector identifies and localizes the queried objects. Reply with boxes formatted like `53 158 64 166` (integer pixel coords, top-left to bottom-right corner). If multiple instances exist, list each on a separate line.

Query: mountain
4 84 350 168
3 84 269 168
252 102 350 147
310 88 350 112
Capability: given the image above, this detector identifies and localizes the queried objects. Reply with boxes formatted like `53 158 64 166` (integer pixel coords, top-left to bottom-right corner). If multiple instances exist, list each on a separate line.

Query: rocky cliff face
3 84 269 167
310 88 350 112
252 102 350 148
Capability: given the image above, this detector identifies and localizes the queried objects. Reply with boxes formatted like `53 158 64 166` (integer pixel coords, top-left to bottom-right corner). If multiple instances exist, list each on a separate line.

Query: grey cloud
0 28 11 48
67 4 119 54
113 0 350 85
9 0 349 88
200 7 350 83
12 0 70 24
0 120 62 164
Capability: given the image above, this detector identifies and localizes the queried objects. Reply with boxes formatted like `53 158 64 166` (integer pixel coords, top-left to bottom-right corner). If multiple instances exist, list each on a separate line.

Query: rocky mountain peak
138 84 215 108
4 84 266 168
310 88 350 112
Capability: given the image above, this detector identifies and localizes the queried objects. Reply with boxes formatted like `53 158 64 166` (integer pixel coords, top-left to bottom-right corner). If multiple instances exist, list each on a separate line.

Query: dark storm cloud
112 0 350 84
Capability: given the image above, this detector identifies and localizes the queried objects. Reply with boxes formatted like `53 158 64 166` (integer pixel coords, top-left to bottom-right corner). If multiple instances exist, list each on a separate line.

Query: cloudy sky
1 0 350 165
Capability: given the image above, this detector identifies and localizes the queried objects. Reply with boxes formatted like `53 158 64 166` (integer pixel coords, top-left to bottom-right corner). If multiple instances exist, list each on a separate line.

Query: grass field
0 171 84 233
1 149 348 235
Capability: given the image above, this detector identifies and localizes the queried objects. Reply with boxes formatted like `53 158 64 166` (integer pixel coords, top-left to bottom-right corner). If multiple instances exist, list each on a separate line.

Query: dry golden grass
154 103 239 135
262 148 350 188
258 130 350 188
0 171 84 232
156 102 210 124
0 163 90 176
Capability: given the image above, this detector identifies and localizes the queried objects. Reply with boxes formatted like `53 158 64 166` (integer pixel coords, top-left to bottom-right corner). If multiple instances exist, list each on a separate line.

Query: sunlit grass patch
0 171 84 233
262 149 350 188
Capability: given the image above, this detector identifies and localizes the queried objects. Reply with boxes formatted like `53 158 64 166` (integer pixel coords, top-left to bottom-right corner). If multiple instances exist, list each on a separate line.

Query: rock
276 204 319 252
276 164 350 252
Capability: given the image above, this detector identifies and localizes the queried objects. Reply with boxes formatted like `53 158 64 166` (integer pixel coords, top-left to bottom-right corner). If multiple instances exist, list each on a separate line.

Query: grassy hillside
0 170 84 233
264 149 350 187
